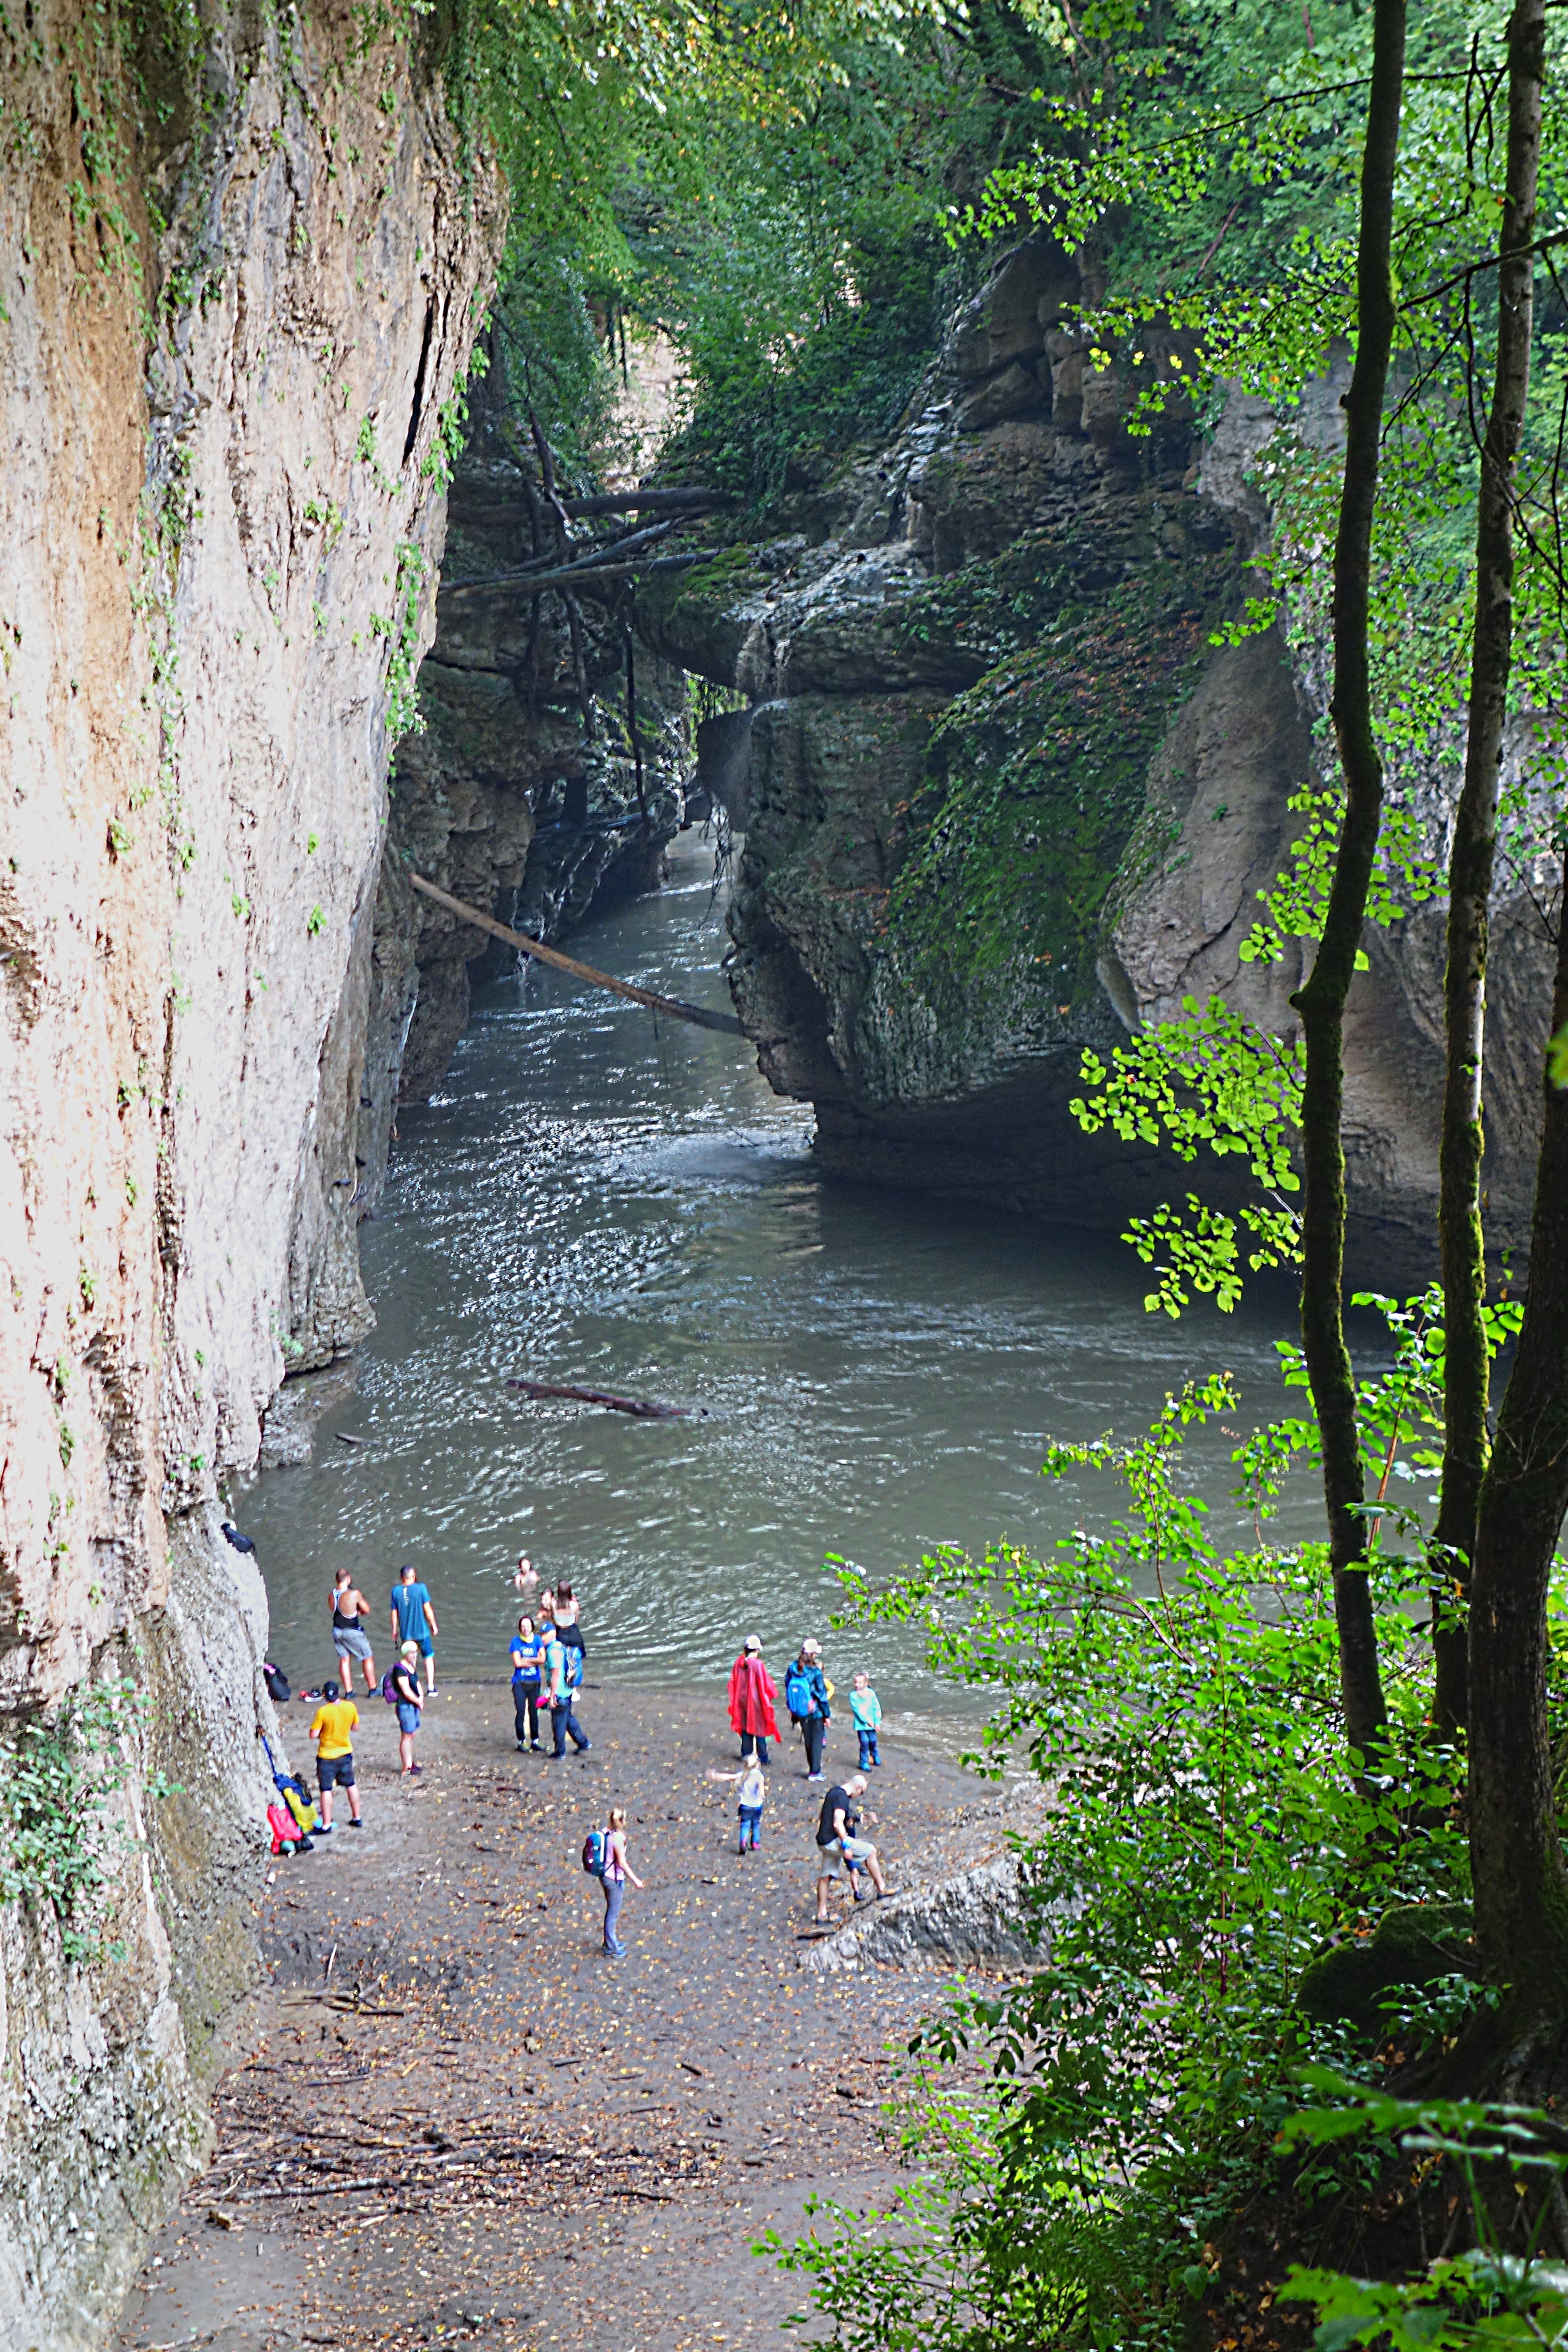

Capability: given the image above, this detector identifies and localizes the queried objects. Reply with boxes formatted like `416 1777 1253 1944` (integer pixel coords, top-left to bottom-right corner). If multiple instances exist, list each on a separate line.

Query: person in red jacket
727 1635 781 1766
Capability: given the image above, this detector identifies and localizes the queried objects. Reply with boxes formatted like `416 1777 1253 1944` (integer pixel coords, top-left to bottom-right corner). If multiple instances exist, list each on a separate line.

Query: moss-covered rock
1295 1902 1477 2027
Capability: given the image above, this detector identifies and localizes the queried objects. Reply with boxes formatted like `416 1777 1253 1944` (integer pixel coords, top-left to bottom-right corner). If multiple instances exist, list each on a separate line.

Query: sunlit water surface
236 836 1312 1708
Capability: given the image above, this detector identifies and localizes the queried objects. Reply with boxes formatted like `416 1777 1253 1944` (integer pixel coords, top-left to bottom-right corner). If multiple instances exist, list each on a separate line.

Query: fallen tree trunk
439 551 705 600
506 1379 691 1420
406 871 747 1038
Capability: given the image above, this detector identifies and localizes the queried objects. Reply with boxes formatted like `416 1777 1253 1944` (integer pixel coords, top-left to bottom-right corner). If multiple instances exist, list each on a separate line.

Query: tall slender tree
1456 0 1563 1994
1432 0 1550 1740
1289 0 1407 1760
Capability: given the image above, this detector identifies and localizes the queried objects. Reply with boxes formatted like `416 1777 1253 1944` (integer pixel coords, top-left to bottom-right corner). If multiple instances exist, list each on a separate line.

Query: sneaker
575 1742 592 1754
530 1742 543 1752
316 1821 334 1834
807 1774 825 1783
426 1684 438 1697
348 1818 365 1830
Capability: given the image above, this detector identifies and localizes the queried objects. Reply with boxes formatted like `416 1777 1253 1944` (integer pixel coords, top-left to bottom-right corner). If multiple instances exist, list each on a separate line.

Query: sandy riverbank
114 1680 1023 2352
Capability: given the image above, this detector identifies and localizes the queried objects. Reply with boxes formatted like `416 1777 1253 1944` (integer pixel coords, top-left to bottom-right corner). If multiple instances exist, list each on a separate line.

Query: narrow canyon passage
236 831 1304 1700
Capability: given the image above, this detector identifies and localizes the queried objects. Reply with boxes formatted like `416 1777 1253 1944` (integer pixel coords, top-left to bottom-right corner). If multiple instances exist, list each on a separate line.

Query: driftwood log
506 1379 691 1420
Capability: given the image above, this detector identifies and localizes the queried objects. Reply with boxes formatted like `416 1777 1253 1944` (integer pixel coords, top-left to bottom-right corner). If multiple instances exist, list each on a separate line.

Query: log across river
237 835 1303 1703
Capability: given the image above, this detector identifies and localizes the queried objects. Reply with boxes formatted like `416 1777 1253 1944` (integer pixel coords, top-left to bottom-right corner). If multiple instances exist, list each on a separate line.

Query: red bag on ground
268 1801 308 1855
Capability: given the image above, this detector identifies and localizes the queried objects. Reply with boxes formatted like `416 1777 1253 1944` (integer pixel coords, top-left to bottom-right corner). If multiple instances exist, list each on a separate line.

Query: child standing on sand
707 1757 767 1853
850 1672 883 1769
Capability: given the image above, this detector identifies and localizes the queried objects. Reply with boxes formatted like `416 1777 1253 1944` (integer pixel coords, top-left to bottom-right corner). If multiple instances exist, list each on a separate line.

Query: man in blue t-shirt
390 1564 440 1696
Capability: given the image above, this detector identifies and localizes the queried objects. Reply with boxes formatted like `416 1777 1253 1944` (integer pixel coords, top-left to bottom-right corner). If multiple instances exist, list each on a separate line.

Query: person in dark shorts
308 1681 363 1832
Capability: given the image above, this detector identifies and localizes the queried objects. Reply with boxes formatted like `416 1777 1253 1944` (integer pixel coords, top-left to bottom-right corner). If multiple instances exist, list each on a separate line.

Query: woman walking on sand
727 1635 780 1766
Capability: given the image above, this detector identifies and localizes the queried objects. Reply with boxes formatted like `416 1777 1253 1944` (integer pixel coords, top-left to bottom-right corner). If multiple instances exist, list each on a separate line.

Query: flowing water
236 834 1308 1708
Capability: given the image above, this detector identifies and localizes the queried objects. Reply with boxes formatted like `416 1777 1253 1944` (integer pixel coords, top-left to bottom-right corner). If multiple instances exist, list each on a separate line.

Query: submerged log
507 1378 691 1420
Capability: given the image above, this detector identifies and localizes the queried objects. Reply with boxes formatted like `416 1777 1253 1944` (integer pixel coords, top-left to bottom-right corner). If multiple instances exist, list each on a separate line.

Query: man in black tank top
330 1568 377 1695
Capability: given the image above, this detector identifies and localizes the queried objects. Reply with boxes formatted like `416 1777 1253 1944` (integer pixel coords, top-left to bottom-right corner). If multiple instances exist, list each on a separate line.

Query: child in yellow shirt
308 1682 363 1832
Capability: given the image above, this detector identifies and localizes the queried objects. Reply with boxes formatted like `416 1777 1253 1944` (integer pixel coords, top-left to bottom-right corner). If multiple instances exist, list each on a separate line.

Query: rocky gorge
1 9 1558 2345
641 238 1556 1274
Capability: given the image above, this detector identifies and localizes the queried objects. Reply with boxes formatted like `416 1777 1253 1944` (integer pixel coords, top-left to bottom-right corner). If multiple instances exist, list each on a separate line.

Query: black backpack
263 1661 291 1705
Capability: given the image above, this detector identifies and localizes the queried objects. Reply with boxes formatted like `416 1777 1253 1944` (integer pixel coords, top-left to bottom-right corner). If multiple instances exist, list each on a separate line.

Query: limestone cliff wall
0 5 499 2340
646 239 1554 1272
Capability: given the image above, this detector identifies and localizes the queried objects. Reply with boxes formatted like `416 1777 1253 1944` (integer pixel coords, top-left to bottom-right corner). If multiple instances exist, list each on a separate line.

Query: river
236 833 1305 1707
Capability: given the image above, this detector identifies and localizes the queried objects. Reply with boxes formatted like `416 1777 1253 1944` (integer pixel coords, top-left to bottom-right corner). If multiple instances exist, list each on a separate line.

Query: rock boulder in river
644 239 1556 1274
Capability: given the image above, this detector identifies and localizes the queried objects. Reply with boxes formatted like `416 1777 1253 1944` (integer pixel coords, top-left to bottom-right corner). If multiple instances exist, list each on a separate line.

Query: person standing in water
513 1554 538 1594
727 1635 780 1766
599 1807 642 1956
329 1568 377 1698
389 1563 439 1696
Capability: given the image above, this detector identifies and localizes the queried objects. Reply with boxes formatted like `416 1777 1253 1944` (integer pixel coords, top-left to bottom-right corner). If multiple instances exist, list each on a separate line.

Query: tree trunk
1432 0 1548 1735
1289 0 1405 1759
1470 855 1568 1995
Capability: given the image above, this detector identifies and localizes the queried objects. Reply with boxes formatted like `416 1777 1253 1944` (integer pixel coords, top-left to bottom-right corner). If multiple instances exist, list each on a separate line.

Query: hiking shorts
332 1629 373 1662
317 1753 356 1789
816 1834 875 1877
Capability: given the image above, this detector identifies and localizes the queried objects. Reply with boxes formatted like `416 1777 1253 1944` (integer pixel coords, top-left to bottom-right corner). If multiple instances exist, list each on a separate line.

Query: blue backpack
583 1825 611 1876
785 1662 813 1721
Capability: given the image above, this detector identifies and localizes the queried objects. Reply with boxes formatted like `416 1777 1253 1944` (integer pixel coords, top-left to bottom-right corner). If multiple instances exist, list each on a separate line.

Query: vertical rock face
643 239 1554 1268
0 6 499 2339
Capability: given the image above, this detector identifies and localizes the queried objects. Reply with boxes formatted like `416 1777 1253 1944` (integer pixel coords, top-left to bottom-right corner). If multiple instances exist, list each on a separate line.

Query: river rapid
237 835 1305 1709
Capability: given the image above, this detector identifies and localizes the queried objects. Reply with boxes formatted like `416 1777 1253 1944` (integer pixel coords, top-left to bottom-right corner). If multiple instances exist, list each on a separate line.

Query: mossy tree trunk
1470 855 1568 1994
1432 0 1548 1736
1289 0 1406 1761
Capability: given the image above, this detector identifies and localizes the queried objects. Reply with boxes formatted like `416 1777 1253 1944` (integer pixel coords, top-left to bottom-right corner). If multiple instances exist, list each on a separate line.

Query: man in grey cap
727 1634 780 1765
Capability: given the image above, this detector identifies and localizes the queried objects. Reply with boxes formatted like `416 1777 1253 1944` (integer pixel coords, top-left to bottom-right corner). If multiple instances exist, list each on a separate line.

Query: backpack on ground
267 1801 312 1856
784 1662 813 1721
582 1825 611 1877
259 1731 320 1836
263 1661 291 1705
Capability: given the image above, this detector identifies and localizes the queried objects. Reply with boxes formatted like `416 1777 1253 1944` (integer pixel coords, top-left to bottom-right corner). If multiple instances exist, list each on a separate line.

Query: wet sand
115 1680 1015 2352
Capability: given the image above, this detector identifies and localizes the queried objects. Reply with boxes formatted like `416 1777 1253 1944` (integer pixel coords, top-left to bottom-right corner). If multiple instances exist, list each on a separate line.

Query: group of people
506 1557 592 1759
718 1632 893 1928
296 1554 895 1952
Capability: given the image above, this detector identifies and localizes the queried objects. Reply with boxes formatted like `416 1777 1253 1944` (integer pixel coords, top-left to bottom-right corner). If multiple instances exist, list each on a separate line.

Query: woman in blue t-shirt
509 1614 545 1752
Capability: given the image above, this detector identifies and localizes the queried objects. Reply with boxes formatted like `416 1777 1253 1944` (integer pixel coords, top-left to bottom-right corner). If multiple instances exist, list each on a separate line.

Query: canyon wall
0 5 499 2340
648 239 1555 1274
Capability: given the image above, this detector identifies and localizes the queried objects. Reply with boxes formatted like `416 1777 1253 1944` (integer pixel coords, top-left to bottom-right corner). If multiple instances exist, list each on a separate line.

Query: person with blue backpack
584 1807 642 1955
785 1638 832 1782
543 1616 591 1758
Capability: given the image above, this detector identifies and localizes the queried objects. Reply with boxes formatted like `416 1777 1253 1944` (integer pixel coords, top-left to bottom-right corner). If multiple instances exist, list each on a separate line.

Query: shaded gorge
237 838 1308 1706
